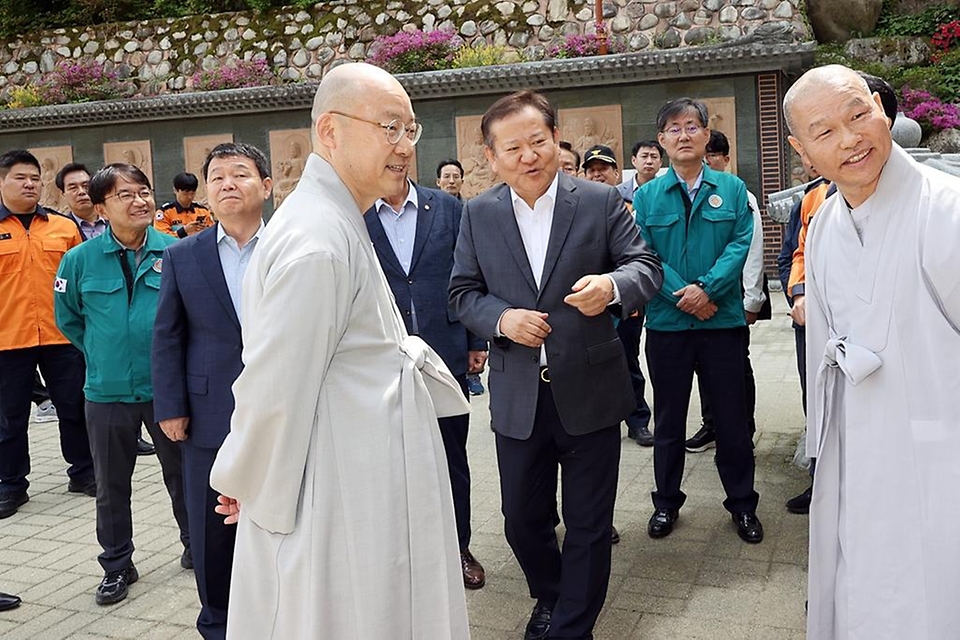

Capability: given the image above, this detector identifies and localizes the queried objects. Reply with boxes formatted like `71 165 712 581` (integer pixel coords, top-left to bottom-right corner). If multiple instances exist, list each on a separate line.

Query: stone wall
0 0 809 98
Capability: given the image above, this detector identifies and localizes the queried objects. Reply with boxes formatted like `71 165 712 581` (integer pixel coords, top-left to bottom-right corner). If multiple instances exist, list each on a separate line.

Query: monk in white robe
785 64 960 639
209 63 471 639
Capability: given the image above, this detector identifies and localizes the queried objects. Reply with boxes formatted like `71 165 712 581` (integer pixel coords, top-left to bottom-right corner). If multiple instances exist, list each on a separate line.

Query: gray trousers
85 401 189 573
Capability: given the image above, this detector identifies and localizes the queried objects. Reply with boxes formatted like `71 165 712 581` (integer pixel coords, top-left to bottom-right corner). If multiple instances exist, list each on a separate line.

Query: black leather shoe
647 508 679 539
96 564 139 605
633 425 654 447
684 425 716 452
733 511 764 543
524 603 552 640
136 436 155 456
180 547 194 570
611 525 620 544
67 477 97 497
786 486 812 514
0 492 28 519
0 592 21 611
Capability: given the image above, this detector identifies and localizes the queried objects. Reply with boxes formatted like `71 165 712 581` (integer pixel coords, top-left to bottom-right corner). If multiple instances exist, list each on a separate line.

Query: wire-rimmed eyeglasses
328 110 423 146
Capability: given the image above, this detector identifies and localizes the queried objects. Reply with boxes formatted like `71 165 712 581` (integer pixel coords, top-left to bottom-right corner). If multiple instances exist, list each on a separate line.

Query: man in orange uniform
154 173 212 238
0 149 94 519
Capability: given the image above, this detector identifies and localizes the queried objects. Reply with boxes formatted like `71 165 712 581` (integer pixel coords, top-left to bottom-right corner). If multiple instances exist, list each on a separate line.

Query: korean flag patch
152 259 163 273
54 277 67 293
155 211 164 221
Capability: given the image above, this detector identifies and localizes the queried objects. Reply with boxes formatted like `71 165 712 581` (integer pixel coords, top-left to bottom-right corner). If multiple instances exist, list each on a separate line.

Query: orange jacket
0 207 82 351
155 200 213 238
787 182 831 297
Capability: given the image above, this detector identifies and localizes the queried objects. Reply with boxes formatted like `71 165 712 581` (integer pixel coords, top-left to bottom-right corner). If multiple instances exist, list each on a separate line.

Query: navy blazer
152 224 244 449
365 184 485 377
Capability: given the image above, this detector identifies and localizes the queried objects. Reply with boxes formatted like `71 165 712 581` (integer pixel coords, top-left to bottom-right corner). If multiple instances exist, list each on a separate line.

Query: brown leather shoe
460 548 485 589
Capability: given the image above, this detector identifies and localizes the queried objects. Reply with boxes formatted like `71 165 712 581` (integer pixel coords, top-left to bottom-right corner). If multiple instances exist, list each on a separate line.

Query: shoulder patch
54 277 67 293
155 211 164 221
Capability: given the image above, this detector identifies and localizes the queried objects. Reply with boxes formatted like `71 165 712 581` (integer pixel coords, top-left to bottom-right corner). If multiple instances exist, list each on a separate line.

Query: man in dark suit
364 177 489 589
152 143 272 639
449 90 663 640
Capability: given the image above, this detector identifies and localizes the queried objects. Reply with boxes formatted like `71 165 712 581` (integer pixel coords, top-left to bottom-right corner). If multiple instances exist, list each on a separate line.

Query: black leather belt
539 367 550 383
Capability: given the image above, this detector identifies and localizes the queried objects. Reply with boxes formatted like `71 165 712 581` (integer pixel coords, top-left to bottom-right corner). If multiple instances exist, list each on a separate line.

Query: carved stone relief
455 115 497 199
558 106 624 170
269 129 311 208
184 134 233 204
701 96 738 174
103 140 154 190
28 146 73 214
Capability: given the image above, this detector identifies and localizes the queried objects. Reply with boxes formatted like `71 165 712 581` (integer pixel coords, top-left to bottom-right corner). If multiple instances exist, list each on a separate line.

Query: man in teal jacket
634 98 762 544
54 163 189 606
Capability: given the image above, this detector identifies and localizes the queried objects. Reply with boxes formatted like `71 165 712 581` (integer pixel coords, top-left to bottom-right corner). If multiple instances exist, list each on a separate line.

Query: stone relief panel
701 96 738 175
269 128 311 208
456 115 497 199
103 140 154 190
184 134 233 204
559 106 624 171
29 146 73 214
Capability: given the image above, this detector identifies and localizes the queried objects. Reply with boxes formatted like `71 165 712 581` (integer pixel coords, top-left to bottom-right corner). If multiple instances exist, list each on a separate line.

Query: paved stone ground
0 297 811 639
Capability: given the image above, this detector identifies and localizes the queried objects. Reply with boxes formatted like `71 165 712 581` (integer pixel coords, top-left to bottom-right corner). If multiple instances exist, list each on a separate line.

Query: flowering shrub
548 22 624 59
932 20 960 53
191 58 276 91
901 86 960 133
6 86 45 109
40 59 131 104
452 44 510 69
369 29 462 74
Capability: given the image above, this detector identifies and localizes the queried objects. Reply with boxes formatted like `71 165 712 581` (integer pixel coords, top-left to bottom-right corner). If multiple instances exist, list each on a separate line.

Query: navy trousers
438 374 473 551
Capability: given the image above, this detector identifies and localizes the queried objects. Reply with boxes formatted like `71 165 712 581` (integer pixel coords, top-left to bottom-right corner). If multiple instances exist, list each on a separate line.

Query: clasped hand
674 284 717 321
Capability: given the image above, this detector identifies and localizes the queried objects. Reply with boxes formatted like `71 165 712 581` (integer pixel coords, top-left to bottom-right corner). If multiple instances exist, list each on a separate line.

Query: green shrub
451 44 510 69
874 1 960 37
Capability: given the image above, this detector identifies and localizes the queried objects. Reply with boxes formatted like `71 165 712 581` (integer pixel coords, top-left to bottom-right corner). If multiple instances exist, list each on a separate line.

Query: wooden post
595 0 608 55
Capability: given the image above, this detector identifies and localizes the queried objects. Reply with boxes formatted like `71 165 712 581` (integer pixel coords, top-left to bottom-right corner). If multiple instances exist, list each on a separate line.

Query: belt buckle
540 367 550 383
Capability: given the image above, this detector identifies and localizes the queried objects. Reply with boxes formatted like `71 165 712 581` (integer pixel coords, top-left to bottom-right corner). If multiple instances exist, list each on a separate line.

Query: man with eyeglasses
54 163 189 606
634 98 763 544
0 149 94 521
208 63 469 638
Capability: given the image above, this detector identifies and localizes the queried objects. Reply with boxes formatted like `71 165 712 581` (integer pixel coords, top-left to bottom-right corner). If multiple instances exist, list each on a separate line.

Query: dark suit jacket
449 173 663 438
365 184 485 377
152 224 244 449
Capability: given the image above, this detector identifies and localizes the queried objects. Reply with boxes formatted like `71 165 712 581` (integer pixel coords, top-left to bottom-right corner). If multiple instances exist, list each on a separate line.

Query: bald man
785 64 960 639
209 63 470 639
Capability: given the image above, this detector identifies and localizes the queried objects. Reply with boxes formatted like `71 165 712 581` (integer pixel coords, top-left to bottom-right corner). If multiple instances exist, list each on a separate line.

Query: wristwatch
693 279 706 289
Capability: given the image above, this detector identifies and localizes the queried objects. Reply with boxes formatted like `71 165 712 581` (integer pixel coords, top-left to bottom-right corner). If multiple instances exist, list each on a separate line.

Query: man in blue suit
152 143 273 639
365 177 489 590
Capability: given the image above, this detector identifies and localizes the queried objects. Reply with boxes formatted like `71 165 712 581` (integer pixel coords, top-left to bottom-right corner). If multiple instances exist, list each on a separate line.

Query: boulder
807 0 883 42
927 128 960 154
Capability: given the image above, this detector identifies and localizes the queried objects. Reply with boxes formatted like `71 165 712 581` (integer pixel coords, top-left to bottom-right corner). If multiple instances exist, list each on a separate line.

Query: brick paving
0 296 811 639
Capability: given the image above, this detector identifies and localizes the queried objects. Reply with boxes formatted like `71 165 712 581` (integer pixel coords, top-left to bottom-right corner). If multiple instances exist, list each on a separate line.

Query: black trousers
85 401 189 572
646 329 759 513
32 371 50 406
183 442 236 640
0 344 92 495
496 379 620 639
699 325 756 435
438 374 472 551
615 314 652 431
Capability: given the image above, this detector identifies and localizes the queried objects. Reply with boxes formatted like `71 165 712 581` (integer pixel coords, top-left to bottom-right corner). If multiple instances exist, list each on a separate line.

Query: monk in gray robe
785 64 960 639
209 63 471 639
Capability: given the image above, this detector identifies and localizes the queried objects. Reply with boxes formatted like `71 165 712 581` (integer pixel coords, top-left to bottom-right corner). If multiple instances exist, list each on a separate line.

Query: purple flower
369 29 461 73
191 59 276 91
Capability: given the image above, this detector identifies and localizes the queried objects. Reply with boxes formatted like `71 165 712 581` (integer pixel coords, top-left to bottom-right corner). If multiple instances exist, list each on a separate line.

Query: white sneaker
34 400 58 423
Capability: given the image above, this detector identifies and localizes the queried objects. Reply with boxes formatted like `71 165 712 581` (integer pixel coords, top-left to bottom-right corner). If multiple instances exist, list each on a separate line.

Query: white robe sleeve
742 192 766 314
804 212 830 456
919 183 960 331
210 251 352 534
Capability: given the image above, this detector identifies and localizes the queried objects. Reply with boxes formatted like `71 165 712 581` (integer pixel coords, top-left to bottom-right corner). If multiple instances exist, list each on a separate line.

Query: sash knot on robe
399 335 471 419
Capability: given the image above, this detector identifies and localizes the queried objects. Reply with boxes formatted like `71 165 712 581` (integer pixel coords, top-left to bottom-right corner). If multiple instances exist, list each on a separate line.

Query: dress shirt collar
375 180 418 216
509 172 560 213
217 219 265 247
